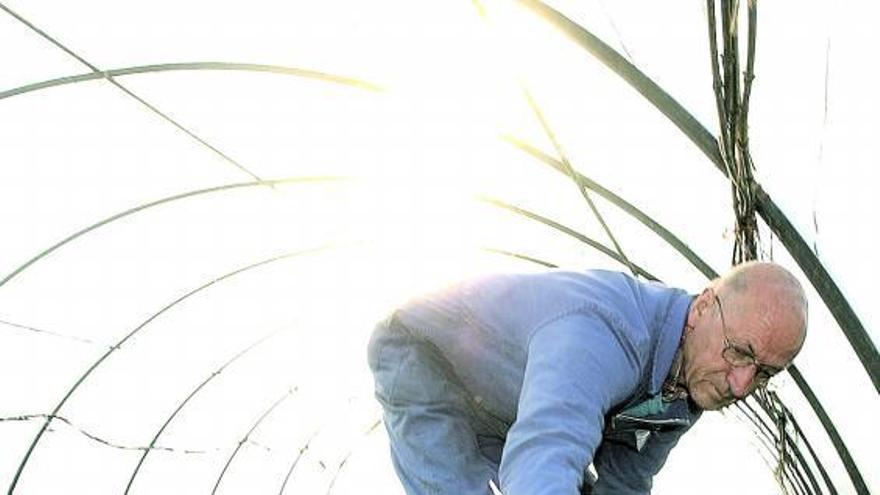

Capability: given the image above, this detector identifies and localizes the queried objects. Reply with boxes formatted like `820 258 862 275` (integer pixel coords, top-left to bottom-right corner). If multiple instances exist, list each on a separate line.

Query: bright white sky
0 0 876 494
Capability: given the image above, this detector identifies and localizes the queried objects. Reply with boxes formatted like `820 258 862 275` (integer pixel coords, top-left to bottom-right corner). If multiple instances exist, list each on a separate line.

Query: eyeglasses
713 292 782 387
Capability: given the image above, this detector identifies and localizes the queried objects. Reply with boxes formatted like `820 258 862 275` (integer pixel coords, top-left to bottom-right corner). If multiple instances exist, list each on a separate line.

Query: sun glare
3 0 875 493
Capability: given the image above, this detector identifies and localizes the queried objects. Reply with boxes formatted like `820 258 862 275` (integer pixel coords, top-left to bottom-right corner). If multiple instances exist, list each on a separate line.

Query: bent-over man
367 261 807 494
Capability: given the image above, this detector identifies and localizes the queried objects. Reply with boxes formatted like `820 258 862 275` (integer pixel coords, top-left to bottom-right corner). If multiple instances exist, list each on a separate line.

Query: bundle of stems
708 3 810 493
707 0 759 265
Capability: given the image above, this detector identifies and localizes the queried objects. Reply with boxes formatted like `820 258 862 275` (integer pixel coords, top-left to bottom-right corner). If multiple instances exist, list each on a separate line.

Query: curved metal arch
752 388 839 494
478 197 658 280
778 389 840 495
124 330 285 494
0 62 383 101
277 427 322 495
734 405 808 495
211 389 297 495
7 244 345 494
324 421 383 495
502 136 717 280
0 176 348 289
0 174 665 291
737 399 821 495
788 366 867 494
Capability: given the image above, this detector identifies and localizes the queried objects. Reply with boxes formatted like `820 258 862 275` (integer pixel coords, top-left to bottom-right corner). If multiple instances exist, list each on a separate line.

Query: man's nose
728 365 758 398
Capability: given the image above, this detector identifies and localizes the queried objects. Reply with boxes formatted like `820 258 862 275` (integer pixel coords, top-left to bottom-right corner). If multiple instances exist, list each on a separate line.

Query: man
367 261 808 494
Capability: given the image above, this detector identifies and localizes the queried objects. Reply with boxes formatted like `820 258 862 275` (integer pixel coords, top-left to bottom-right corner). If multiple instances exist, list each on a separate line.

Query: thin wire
277 427 322 494
478 196 659 280
0 318 109 348
0 414 212 454
323 420 382 495
502 135 718 279
0 2 263 182
473 0 639 278
517 86 639 278
124 329 284 495
812 37 832 256
211 388 297 495
593 0 635 62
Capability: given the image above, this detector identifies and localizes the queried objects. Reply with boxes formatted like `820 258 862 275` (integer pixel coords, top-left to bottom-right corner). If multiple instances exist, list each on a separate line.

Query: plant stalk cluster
707 0 760 265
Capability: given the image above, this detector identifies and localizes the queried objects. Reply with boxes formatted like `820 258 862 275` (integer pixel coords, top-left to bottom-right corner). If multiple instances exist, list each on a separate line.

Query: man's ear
695 288 712 317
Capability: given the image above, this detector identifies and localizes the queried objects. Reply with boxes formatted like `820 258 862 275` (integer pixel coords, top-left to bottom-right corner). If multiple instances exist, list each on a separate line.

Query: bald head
714 261 808 356
679 261 809 409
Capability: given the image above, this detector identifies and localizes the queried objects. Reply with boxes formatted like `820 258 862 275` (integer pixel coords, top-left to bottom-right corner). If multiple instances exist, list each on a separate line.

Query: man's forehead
733 299 803 365
755 325 802 365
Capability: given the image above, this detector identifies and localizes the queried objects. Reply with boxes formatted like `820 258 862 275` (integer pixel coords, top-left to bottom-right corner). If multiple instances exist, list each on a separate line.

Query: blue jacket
394 269 698 494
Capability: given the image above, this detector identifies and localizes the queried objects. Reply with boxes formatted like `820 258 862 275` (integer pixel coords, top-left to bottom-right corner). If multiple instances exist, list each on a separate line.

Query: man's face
681 289 804 410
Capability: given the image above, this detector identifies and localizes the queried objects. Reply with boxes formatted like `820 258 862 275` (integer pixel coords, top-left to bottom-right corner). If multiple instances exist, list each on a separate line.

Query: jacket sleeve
590 423 693 495
499 313 643 495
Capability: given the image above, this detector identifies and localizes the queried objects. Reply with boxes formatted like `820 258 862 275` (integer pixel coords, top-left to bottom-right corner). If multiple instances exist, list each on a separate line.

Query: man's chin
690 383 726 410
